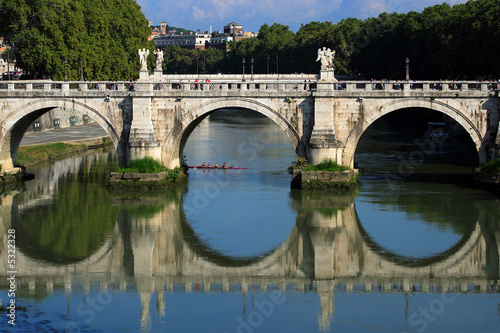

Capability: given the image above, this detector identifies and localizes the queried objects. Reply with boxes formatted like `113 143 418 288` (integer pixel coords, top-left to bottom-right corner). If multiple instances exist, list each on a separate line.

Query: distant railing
0 80 497 93
332 81 498 92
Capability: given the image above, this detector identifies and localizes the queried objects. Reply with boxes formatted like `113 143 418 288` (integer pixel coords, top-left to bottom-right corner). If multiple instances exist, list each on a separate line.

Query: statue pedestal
139 70 149 81
320 70 336 81
153 69 163 80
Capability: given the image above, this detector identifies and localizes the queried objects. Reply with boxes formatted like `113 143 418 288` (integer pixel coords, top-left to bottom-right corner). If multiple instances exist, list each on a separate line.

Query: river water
0 109 498 332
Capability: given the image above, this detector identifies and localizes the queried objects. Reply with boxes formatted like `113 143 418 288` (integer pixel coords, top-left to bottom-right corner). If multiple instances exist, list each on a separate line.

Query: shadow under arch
342 98 486 168
353 205 480 268
0 98 125 169
162 97 303 168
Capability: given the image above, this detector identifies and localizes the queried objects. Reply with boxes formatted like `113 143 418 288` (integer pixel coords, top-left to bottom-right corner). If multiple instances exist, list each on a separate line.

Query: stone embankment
108 170 187 190
292 169 359 189
109 171 169 182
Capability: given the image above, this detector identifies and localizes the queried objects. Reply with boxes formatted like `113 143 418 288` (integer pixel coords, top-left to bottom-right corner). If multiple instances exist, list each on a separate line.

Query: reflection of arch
162 98 301 168
353 206 480 268
179 210 300 268
5 186 493 279
343 98 484 167
0 98 122 169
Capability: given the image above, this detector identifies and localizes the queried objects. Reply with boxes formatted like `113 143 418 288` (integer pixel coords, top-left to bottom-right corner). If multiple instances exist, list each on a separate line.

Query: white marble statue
153 49 163 71
316 47 335 71
138 48 149 71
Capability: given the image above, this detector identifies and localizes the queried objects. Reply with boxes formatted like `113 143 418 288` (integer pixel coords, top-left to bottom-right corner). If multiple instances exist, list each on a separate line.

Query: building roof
225 22 242 27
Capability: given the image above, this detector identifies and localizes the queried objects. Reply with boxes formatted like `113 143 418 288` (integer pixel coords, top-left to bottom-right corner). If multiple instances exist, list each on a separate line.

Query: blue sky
137 0 469 33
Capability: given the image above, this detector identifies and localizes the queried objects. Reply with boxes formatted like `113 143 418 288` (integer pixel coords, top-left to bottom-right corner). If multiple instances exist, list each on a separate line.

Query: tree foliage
0 0 154 80
1 0 498 80
163 0 499 80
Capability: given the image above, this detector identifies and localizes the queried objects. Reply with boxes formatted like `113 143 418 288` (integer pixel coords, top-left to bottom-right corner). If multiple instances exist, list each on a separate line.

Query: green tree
0 0 153 80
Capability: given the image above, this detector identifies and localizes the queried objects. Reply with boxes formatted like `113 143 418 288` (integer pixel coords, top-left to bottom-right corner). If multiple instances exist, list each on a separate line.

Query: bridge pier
495 121 500 159
128 96 162 164
308 82 343 165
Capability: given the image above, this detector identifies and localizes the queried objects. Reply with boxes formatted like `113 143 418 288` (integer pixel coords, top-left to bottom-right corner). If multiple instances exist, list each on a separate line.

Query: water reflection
13 151 120 263
0 156 498 331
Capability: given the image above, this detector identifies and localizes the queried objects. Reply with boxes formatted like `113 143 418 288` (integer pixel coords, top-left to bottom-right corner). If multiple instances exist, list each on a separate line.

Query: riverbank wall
291 169 359 189
108 169 187 190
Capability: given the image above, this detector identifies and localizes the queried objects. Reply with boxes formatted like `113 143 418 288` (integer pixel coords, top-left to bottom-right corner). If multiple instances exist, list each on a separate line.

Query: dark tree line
166 0 500 80
0 0 154 80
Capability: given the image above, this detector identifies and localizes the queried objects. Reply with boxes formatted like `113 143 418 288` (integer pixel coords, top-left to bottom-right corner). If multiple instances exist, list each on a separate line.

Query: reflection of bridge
0 190 498 329
0 76 499 171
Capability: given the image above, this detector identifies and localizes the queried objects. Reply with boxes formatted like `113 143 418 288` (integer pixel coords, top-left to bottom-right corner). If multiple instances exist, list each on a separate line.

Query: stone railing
0 80 497 94
152 80 317 92
0 80 318 93
329 81 499 92
161 73 318 81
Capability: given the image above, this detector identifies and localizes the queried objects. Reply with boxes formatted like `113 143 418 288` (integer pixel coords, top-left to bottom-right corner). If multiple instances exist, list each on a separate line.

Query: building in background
154 32 212 50
224 22 243 35
153 22 256 52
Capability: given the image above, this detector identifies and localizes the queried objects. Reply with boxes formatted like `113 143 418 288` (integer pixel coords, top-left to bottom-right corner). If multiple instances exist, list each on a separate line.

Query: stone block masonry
109 171 168 182
292 169 359 189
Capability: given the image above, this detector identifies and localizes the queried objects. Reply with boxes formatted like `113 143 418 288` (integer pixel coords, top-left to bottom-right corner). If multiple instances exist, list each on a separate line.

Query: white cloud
305 8 317 19
361 0 389 17
192 5 208 21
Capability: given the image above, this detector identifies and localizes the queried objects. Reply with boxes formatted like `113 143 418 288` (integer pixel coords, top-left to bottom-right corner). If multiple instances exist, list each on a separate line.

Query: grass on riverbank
116 157 167 173
302 158 350 172
17 143 87 166
111 157 188 190
478 158 500 174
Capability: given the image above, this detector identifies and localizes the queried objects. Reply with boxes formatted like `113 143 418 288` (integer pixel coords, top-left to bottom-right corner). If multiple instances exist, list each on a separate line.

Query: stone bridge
0 75 499 171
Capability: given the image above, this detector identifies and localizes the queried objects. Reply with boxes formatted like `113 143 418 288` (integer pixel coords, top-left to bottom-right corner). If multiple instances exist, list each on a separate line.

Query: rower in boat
223 162 228 169
215 162 220 168
202 162 207 168
208 162 212 168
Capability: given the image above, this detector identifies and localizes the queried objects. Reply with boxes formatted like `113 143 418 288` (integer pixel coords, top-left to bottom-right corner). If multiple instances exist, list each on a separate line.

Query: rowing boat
188 166 247 170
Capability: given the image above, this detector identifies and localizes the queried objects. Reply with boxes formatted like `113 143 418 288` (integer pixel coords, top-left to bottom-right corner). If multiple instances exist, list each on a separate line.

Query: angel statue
153 49 163 71
316 47 335 70
138 48 150 71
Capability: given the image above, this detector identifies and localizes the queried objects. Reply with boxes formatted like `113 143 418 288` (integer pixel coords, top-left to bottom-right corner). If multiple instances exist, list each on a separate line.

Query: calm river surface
0 109 499 332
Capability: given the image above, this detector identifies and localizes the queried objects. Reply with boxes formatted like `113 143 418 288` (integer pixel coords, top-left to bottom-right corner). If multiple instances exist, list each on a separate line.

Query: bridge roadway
20 122 107 146
0 74 499 171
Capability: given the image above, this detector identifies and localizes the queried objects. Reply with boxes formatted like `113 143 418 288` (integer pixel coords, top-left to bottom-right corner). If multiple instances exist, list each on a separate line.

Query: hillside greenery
0 0 154 80
1 0 498 80
164 0 500 80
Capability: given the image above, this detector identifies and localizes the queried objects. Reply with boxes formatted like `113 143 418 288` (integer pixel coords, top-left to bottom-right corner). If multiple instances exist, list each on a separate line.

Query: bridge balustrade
0 80 495 94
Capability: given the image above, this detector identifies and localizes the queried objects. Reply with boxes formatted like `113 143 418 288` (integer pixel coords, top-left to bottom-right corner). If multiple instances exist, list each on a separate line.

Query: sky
136 0 469 33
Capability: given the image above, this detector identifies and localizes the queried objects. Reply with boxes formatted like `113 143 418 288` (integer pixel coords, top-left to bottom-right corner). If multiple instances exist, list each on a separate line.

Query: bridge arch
162 98 302 168
342 98 485 167
0 98 123 169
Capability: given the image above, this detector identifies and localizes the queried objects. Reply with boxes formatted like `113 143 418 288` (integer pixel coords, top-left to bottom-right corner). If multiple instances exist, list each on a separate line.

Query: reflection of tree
111 187 183 219
14 155 119 263
356 182 478 234
290 188 358 217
